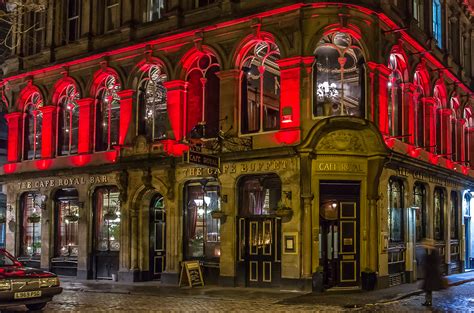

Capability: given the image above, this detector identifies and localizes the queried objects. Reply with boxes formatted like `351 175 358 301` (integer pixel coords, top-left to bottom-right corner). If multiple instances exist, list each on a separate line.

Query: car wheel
25 302 47 311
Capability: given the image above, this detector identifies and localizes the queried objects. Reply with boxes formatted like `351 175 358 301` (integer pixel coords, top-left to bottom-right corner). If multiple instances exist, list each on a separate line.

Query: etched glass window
314 32 365 117
95 75 121 151
94 187 120 252
414 184 427 242
24 92 43 160
434 188 445 241
388 179 404 242
20 192 44 256
58 85 79 155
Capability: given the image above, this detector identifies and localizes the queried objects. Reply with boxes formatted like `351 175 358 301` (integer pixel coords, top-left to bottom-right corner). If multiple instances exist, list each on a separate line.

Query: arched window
186 53 220 139
314 32 365 117
95 75 121 152
58 85 79 155
137 65 170 141
432 0 442 47
240 41 280 133
434 187 445 241
414 183 427 242
413 72 426 147
388 179 404 242
23 92 43 160
387 53 406 137
450 97 461 162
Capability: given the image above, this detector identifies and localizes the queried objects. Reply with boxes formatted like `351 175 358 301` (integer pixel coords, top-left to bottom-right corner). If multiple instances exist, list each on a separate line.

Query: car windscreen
0 252 15 266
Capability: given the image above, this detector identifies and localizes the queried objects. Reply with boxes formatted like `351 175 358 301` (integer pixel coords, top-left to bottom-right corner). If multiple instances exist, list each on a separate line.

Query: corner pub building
0 0 473 290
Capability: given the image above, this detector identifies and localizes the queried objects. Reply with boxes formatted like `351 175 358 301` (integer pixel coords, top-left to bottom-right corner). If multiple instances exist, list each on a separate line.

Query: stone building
0 0 473 290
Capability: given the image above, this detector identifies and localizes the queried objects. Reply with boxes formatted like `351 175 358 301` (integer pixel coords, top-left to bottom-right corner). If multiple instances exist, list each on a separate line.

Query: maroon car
0 249 62 311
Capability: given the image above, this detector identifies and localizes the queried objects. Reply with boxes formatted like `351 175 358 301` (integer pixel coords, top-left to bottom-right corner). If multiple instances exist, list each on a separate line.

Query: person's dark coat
422 248 443 291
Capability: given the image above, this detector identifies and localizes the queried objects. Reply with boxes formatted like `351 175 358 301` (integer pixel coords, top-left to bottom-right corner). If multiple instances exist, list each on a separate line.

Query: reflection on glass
184 183 220 261
95 187 120 252
58 200 79 256
388 180 403 242
434 188 444 241
239 175 281 216
414 184 426 242
21 192 44 256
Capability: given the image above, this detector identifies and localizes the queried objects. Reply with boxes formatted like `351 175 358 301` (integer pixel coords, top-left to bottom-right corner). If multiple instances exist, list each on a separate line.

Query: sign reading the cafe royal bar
17 175 109 190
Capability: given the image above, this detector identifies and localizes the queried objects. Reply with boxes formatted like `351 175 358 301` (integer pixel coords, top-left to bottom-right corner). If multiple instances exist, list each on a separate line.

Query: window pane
94 187 120 252
0 194 6 249
21 193 44 256
388 180 403 242
239 175 281 216
57 200 79 256
434 189 444 241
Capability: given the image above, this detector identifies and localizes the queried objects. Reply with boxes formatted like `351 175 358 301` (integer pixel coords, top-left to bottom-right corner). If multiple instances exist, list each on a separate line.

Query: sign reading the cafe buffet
17 175 109 190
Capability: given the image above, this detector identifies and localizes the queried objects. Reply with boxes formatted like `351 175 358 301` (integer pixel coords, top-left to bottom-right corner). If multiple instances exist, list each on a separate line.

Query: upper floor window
240 41 280 134
434 83 447 155
314 32 365 117
413 72 426 148
95 75 121 152
24 10 46 56
388 53 407 137
193 0 216 8
448 16 460 62
23 92 43 160
186 53 220 139
105 0 120 32
64 0 81 43
432 0 442 47
464 108 473 165
58 85 80 156
144 0 164 22
413 0 424 27
388 179 404 243
138 65 170 141
434 187 445 241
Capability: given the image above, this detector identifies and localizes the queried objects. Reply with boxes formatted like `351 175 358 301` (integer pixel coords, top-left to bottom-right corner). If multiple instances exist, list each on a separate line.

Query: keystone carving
316 131 366 152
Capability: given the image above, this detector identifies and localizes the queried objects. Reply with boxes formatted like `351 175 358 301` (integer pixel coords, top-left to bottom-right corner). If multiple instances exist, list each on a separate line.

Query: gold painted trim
263 220 272 256
154 256 164 274
339 220 356 254
250 221 258 255
249 261 258 282
340 202 357 219
238 218 245 261
339 260 357 282
263 261 272 282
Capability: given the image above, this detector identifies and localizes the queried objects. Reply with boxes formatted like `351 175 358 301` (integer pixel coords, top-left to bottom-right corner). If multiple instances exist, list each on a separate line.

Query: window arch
388 178 404 243
434 187 445 241
94 75 121 152
313 32 365 117
23 92 43 160
57 84 80 155
413 71 427 148
186 53 220 139
137 65 170 141
387 53 407 137
240 40 280 133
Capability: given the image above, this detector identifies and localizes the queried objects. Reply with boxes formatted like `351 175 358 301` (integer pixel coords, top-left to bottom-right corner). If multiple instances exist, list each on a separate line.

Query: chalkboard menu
179 261 204 287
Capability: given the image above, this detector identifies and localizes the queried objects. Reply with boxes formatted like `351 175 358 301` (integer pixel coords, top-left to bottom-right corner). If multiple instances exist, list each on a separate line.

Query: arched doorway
149 193 166 280
51 188 80 276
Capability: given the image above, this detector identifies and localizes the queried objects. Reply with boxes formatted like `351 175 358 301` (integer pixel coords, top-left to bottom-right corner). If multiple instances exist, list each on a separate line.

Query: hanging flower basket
104 211 118 221
0 215 6 224
211 210 226 219
65 214 79 223
28 214 41 224
275 207 293 218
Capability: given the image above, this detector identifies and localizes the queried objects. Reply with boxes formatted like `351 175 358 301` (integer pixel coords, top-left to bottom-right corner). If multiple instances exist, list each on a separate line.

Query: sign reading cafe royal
17 175 109 190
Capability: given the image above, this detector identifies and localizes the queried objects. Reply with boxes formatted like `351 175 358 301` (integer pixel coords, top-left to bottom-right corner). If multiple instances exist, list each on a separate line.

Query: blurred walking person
421 238 443 306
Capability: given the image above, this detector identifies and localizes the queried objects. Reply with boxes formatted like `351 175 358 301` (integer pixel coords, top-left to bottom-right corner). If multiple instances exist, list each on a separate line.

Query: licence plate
14 290 42 299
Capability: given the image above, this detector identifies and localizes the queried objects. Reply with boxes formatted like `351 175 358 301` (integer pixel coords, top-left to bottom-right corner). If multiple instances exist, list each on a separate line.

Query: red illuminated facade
0 1 473 289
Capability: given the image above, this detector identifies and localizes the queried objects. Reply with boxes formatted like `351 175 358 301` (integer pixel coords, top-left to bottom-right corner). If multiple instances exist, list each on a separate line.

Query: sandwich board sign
179 260 204 287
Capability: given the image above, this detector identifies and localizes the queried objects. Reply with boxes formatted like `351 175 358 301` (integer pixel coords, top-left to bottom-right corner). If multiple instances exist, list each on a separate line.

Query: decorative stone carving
316 131 366 152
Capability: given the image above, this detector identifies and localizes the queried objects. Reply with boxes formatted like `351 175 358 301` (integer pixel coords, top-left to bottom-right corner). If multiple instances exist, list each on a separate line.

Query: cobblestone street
2 280 474 312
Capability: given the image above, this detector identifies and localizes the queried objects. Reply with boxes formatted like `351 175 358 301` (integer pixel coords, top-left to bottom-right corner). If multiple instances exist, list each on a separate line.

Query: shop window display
94 187 121 252
20 192 45 256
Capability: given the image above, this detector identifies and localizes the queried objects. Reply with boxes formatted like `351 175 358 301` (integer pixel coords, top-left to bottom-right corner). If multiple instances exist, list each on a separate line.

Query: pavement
57 271 474 309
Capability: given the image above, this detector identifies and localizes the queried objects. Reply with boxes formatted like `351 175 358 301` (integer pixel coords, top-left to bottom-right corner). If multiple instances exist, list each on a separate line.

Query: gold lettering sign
184 159 296 176
17 175 108 190
317 162 363 173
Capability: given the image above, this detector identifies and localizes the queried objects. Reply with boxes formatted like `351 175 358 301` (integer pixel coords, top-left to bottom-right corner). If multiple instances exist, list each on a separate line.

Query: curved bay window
95 75 121 151
241 41 280 133
388 179 404 243
20 192 44 257
183 181 220 262
58 85 80 155
387 54 405 137
450 191 459 239
137 65 171 141
186 54 220 139
54 188 79 257
314 32 365 117
434 188 445 241
414 183 427 242
23 92 43 160
239 174 281 216
94 187 120 252
413 72 425 147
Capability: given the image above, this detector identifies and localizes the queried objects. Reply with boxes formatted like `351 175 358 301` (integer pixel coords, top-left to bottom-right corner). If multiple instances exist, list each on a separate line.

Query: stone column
216 70 240 136
403 83 416 144
77 98 94 154
76 186 91 279
39 105 56 159
300 153 313 279
440 108 453 155
5 112 23 162
423 97 437 153
118 89 135 146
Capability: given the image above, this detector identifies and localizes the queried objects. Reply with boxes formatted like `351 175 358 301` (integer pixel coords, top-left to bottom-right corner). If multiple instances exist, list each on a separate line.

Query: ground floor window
55 188 80 257
94 186 121 252
20 192 45 256
414 183 427 242
238 174 282 216
183 180 220 262
451 191 458 239
434 187 445 241
388 179 404 243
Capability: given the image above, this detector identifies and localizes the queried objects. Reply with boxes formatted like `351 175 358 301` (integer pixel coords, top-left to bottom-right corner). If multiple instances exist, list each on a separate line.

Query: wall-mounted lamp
281 107 293 124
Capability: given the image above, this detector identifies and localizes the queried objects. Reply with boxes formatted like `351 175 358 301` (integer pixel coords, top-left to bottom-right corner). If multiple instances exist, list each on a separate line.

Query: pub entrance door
149 194 166 280
319 181 360 288
237 217 281 287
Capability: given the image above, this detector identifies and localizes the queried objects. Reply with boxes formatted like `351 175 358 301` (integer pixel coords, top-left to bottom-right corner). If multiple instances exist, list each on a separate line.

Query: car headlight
0 280 11 291
40 277 60 288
